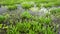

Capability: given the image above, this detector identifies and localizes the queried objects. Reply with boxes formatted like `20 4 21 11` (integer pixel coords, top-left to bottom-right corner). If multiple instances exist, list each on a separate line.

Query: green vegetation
0 11 58 34
7 16 58 34
7 5 17 10
21 11 32 19
0 0 60 8
43 3 53 8
0 24 3 28
0 15 5 22
21 2 34 9
50 8 60 16
0 0 60 34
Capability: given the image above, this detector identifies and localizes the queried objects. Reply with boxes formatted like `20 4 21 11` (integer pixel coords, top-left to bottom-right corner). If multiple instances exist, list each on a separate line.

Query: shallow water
0 6 8 14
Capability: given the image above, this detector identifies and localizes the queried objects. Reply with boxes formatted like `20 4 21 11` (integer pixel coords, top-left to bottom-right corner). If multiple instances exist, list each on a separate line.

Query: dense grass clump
7 5 17 10
21 2 34 9
21 11 32 19
0 15 5 23
50 8 60 15
50 8 60 18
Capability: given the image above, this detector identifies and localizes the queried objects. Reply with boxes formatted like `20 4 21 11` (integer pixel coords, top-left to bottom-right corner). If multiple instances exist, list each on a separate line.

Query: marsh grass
50 8 60 16
7 5 17 10
0 0 60 8
2 11 57 34
21 2 34 9
0 0 60 34
43 3 54 8
20 11 32 19
0 15 5 23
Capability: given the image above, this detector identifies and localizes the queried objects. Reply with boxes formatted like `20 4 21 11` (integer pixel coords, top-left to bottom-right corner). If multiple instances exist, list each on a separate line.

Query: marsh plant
50 8 60 16
7 5 17 10
7 20 58 34
21 11 32 19
0 15 5 23
7 26 19 34
5 12 58 34
0 0 60 9
0 0 60 34
21 2 34 9
0 9 59 34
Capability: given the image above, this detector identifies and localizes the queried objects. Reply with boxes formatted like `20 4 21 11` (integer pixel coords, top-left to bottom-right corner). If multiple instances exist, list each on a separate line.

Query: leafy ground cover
0 11 59 34
0 0 60 34
0 0 60 9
